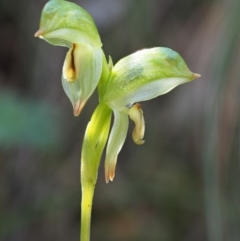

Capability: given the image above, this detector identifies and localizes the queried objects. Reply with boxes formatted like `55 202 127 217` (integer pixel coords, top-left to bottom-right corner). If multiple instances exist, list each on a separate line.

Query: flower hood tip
73 99 87 117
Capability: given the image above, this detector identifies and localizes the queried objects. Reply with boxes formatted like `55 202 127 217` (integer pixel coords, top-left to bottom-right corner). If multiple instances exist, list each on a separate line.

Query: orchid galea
35 1 200 241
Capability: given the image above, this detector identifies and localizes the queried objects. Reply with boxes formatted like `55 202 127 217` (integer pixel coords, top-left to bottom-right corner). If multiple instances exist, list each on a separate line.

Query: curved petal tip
73 100 86 117
105 162 116 183
34 29 44 38
193 73 201 79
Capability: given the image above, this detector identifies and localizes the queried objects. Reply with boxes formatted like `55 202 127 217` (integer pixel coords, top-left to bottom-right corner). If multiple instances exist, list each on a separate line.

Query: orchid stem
80 183 95 241
79 103 112 241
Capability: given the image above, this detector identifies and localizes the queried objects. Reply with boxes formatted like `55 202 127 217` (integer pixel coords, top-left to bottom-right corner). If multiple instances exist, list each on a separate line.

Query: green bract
35 1 200 241
81 103 112 185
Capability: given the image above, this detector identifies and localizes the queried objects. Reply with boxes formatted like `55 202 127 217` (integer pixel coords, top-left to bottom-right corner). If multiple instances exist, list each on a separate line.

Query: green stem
80 184 95 241
80 103 112 241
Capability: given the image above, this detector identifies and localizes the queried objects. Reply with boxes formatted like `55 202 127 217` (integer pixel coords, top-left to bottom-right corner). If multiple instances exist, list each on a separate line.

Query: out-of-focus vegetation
0 0 239 240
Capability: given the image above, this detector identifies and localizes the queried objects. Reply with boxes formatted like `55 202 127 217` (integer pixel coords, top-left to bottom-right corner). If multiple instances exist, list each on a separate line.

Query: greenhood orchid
35 0 103 116
102 47 199 182
35 1 200 241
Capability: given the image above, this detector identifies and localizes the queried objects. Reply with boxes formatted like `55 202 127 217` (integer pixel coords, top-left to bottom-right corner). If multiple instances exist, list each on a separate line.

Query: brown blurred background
0 0 240 240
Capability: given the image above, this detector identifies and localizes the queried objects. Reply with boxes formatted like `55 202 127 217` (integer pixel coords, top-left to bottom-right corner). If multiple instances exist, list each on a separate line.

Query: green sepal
36 0 102 48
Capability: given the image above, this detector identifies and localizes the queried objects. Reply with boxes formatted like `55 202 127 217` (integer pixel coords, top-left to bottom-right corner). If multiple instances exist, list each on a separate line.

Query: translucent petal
35 0 102 48
103 47 200 110
105 110 129 183
113 77 192 109
62 43 103 116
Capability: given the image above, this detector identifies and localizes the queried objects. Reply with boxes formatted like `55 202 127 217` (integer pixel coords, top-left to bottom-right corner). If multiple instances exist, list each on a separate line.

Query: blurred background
0 0 240 240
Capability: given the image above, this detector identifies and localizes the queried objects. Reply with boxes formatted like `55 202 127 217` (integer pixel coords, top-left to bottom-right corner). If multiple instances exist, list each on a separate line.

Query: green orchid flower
79 47 199 241
91 47 200 183
35 1 200 241
35 0 103 116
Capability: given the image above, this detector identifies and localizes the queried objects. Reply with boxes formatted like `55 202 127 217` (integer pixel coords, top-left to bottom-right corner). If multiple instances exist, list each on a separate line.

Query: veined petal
35 0 102 48
62 43 103 116
113 77 191 108
105 110 129 183
103 47 200 110
128 103 145 145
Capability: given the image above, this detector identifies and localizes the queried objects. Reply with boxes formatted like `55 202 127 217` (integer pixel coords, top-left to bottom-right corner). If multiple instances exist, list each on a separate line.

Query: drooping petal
62 43 103 116
35 0 102 48
103 47 200 110
128 103 145 145
105 110 129 183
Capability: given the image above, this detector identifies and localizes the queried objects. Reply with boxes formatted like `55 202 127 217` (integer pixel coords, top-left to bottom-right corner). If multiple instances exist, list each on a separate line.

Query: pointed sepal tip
193 73 201 79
